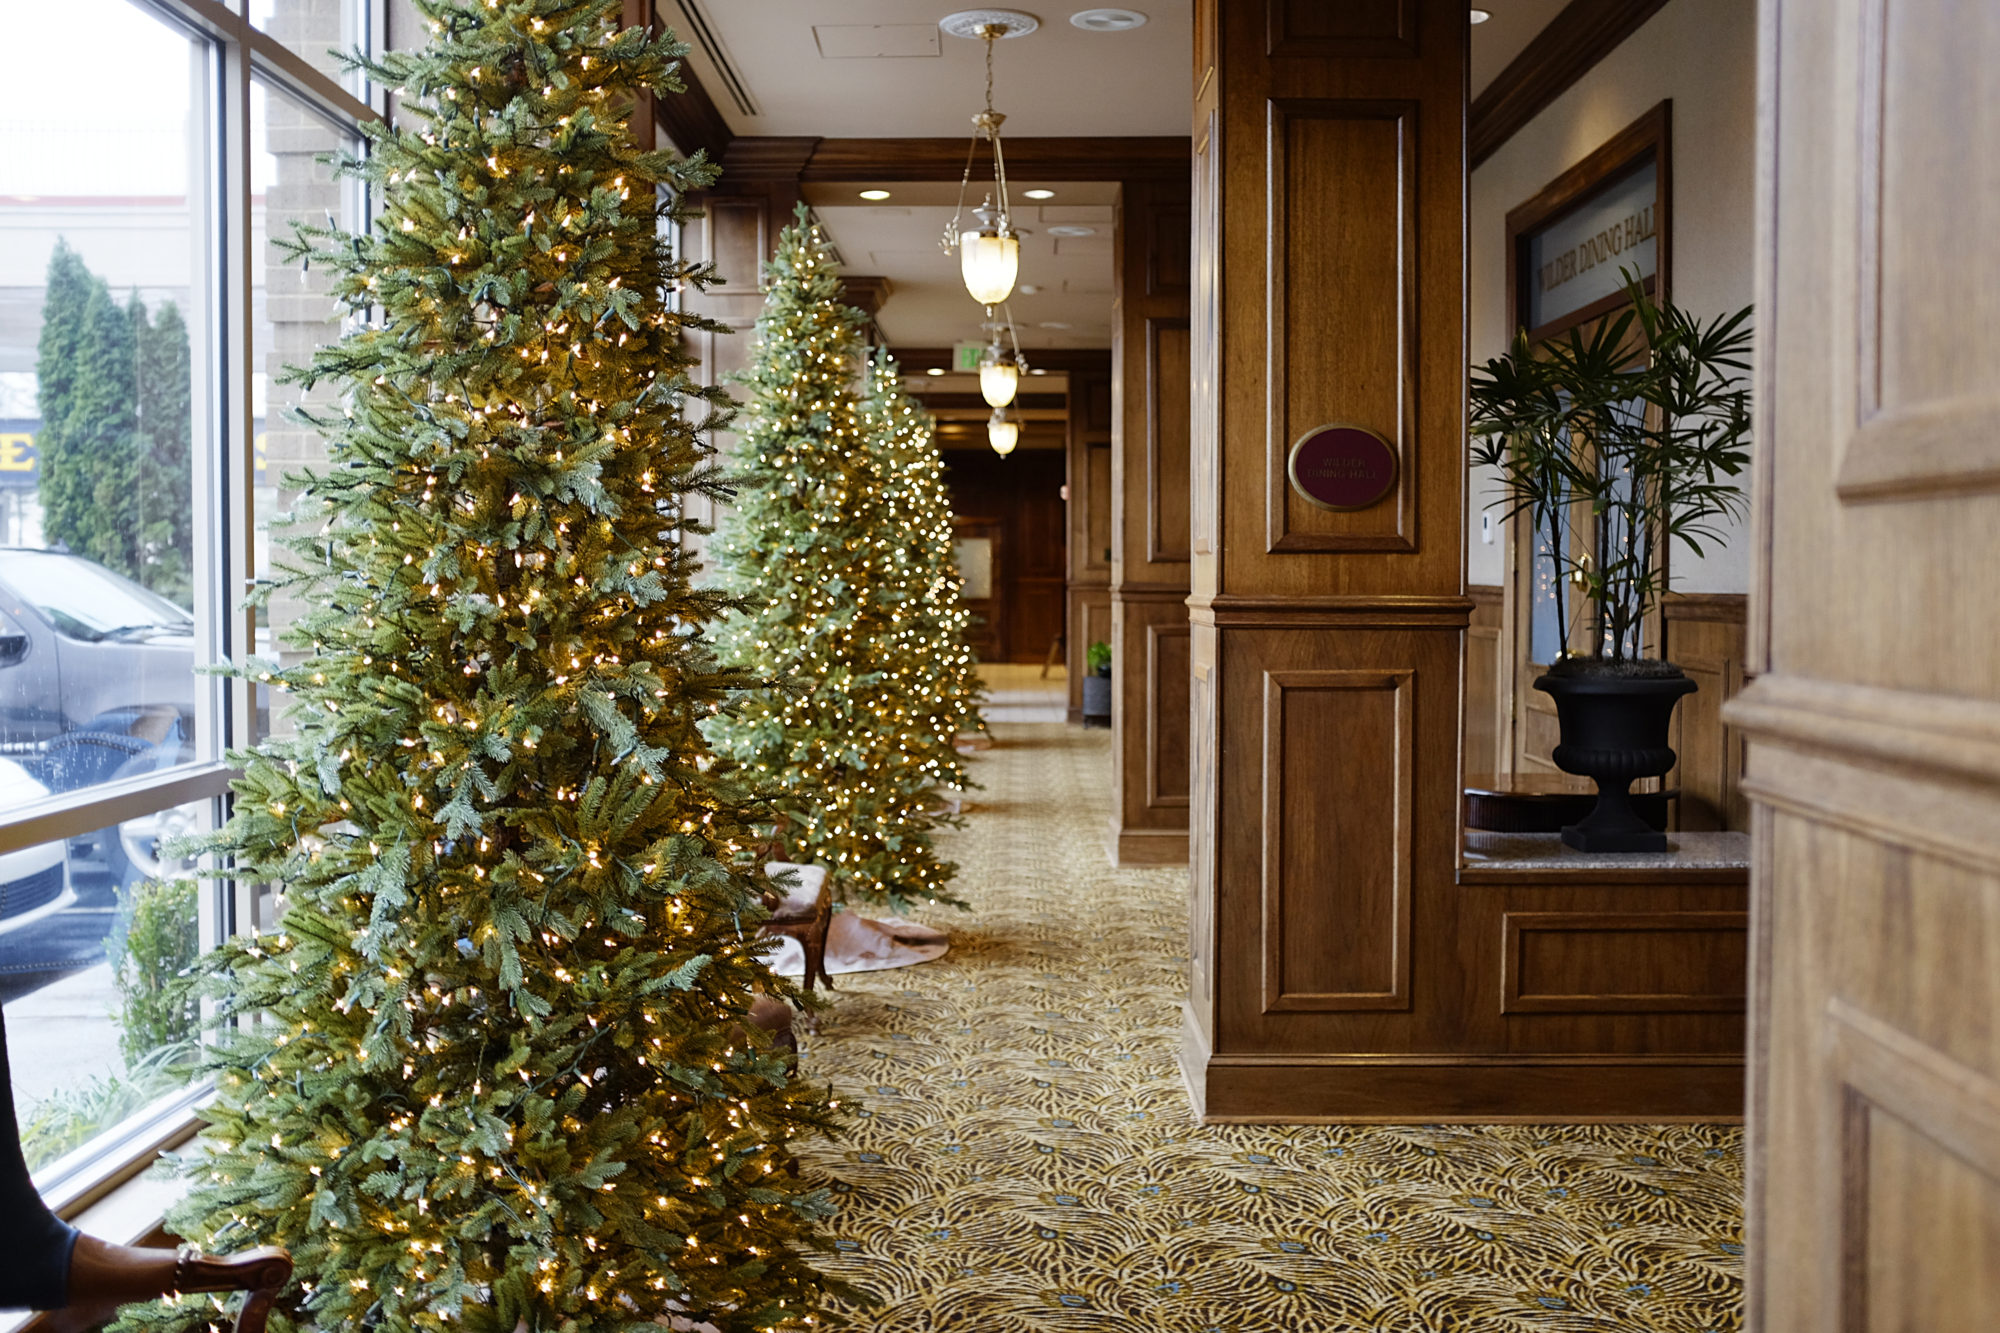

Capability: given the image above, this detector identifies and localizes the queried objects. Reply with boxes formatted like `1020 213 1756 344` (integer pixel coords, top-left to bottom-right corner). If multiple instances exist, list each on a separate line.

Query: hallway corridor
796 726 1746 1331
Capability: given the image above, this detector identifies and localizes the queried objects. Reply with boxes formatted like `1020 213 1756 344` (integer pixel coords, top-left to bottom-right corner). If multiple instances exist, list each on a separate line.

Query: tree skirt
762 910 950 978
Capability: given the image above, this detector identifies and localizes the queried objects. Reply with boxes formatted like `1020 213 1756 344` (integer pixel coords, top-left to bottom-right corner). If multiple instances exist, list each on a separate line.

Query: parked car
0 755 73 935
0 548 196 884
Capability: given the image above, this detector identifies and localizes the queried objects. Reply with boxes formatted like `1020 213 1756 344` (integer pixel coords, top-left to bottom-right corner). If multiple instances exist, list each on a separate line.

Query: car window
0 550 194 641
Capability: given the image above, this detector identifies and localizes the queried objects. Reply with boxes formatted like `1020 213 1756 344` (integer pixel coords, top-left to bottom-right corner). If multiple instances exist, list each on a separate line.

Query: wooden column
1182 0 1747 1122
1065 364 1114 721
1184 0 1473 1118
1107 177 1194 864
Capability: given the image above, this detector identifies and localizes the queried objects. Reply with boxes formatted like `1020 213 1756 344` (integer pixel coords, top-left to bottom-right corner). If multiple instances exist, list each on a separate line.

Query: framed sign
1505 101 1671 344
1286 423 1399 512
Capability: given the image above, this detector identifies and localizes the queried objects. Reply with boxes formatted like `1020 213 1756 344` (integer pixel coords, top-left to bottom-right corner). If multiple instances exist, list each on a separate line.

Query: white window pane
250 81 365 741
0 2 210 807
250 0 369 95
2 798 215 1176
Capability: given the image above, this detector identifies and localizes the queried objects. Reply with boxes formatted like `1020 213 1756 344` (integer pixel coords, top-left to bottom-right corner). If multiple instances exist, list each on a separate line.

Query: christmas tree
705 212 966 915
126 5 840 1332
856 348 985 761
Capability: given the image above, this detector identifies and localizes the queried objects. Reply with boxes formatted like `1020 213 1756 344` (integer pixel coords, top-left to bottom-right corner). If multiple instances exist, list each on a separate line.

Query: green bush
109 877 200 1066
1086 640 1113 675
17 1042 192 1173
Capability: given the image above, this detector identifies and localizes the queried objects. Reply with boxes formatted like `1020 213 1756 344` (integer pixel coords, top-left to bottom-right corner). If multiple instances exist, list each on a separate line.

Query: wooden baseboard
1180 1006 1742 1122
1105 822 1188 867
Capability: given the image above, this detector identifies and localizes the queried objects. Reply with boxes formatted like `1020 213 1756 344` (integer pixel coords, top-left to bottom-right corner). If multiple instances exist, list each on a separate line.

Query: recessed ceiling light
1470 7 1493 23
1029 367 1049 375
925 366 947 376
1023 188 1056 200
1047 225 1097 238
1018 283 1042 295
859 188 892 200
1070 8 1147 31
1038 321 1073 330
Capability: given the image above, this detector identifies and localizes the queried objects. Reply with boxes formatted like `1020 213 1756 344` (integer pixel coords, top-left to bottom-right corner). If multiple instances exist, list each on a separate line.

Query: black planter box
1081 672 1112 728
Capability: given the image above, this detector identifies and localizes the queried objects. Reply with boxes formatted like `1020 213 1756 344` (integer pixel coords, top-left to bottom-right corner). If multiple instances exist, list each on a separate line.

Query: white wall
1466 0 1757 593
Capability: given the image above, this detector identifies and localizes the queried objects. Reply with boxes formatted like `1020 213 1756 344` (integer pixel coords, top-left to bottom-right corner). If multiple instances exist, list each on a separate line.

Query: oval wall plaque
1286 423 1399 512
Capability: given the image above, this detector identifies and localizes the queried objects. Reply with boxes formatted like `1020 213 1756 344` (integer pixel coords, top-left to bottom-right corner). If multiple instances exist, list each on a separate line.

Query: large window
0 0 379 1211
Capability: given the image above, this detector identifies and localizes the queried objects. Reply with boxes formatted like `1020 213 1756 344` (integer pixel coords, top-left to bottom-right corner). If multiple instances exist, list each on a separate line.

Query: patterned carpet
794 724 1745 1331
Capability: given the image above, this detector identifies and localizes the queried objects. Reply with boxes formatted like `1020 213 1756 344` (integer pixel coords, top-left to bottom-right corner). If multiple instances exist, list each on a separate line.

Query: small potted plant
1081 640 1112 729
1470 272 1751 851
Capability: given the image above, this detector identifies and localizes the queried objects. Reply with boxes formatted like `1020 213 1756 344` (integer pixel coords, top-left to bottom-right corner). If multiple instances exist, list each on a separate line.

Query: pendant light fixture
987 406 1021 456
977 306 1029 408
942 12 1037 307
979 343 1020 408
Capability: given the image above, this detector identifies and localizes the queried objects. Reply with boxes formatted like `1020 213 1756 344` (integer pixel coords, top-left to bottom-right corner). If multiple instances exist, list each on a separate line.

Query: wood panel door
952 516 1004 662
1736 0 2000 1326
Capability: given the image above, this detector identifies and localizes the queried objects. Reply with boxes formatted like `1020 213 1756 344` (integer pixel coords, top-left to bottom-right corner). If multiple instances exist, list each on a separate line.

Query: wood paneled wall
1108 178 1194 865
678 150 811 565
1465 585 1505 776
1183 0 1744 1122
1736 0 2000 1322
1066 366 1115 719
1661 594 1750 832
943 448 1067 664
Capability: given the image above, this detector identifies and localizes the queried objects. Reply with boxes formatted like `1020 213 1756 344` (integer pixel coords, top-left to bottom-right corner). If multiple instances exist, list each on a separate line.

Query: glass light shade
961 229 1020 305
988 410 1020 456
979 355 1019 408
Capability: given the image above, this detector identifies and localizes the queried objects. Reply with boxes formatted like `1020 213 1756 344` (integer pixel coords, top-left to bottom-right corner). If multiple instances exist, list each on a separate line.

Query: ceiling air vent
814 25 943 58
670 0 758 116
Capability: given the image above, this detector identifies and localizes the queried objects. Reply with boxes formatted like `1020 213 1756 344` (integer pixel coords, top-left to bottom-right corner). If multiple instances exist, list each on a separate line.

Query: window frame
0 0 387 1216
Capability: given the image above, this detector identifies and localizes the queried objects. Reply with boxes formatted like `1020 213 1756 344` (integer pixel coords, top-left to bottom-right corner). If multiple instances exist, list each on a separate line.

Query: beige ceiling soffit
667 0 758 116
1469 0 1672 169
654 45 734 162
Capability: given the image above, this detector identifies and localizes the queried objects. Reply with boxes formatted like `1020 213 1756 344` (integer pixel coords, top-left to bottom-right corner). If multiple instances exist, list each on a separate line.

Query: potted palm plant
1470 272 1751 851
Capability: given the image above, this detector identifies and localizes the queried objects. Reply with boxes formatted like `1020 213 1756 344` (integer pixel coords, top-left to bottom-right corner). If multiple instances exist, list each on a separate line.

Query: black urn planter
1533 667 1697 853
1081 669 1112 729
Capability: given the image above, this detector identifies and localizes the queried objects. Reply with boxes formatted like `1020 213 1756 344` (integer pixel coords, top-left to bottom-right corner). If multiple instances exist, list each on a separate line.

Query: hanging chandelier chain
944 22 1024 252
984 29 997 117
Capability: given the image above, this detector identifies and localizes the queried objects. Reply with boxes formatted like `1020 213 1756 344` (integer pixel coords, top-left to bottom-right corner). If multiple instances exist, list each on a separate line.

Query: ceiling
1471 0 1572 96
660 2 1195 138
804 182 1116 350
660 2 1574 353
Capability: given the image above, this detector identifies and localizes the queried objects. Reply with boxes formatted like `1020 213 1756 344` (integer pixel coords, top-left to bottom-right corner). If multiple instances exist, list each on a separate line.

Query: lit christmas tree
122 5 840 1332
857 348 986 761
706 212 966 915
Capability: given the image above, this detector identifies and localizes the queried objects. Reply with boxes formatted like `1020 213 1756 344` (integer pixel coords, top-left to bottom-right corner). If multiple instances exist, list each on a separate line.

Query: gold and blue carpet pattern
796 724 1744 1331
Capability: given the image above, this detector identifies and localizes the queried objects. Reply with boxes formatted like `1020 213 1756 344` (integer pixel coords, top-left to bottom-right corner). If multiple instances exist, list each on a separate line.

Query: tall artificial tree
857 348 985 763
706 212 966 915
122 5 840 1333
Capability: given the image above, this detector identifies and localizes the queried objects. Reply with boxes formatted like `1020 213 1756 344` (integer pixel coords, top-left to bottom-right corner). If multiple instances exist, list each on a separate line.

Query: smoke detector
940 9 1041 39
1070 8 1147 30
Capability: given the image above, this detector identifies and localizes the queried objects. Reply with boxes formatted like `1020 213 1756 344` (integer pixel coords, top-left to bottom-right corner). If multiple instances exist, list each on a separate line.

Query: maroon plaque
1286 423 1399 512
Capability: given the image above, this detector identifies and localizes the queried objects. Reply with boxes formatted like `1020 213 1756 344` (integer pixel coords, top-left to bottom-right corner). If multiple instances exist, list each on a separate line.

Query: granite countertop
1462 830 1751 873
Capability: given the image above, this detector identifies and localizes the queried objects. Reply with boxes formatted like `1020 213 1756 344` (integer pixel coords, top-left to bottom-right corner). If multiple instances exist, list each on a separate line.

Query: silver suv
0 548 196 889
